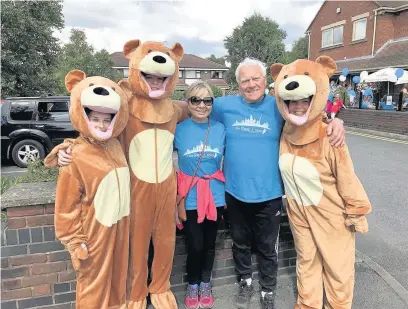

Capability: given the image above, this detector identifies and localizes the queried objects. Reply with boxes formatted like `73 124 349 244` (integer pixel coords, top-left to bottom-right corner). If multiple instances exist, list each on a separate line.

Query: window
185 70 195 78
37 101 69 121
10 101 35 121
123 69 129 78
196 71 201 79
179 70 183 78
212 71 223 79
353 18 367 41
322 25 344 48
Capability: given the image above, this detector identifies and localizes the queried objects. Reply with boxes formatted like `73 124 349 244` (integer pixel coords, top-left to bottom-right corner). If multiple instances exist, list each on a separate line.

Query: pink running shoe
185 284 199 309
199 282 214 308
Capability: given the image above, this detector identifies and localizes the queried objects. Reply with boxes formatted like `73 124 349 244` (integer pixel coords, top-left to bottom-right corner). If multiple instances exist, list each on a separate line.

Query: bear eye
148 49 153 53
284 75 288 79
304 72 309 75
165 52 170 56
89 83 94 86
111 87 116 91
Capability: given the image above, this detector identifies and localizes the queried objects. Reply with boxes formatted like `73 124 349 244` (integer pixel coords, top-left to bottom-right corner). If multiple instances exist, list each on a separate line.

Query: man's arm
323 114 345 147
172 100 189 123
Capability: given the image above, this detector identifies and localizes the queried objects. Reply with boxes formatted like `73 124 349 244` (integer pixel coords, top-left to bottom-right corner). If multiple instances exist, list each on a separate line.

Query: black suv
1 96 78 167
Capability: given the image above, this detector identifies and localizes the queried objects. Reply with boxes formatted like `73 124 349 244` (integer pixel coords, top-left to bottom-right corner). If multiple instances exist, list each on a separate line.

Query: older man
210 58 345 309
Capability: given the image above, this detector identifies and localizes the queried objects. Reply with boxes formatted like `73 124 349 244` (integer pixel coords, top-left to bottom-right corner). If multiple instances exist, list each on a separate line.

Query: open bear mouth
82 105 119 140
140 71 171 98
283 95 314 126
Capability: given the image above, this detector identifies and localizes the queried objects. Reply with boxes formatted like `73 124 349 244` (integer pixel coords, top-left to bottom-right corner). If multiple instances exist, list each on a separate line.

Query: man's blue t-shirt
210 95 284 203
174 118 226 210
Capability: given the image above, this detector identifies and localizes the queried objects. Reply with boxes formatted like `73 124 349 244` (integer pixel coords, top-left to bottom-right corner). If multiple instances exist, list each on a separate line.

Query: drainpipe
371 10 378 56
306 31 311 60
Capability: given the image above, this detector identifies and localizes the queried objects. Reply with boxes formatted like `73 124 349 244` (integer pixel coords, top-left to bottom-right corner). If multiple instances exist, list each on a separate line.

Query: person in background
347 85 356 106
331 93 344 118
175 81 226 309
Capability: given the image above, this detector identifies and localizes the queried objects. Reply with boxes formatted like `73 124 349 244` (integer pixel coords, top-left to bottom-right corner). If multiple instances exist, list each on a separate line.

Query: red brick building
306 0 408 74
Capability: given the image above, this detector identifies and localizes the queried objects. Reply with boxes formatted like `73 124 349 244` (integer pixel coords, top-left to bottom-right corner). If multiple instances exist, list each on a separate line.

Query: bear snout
153 55 166 64
285 81 299 91
93 87 110 96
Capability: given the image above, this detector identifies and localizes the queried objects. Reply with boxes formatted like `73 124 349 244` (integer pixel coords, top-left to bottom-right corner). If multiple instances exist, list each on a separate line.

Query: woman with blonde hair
174 81 226 309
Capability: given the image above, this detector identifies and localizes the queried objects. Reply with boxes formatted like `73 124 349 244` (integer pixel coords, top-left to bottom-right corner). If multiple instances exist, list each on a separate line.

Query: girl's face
187 89 213 122
88 110 112 132
144 74 166 90
288 98 311 116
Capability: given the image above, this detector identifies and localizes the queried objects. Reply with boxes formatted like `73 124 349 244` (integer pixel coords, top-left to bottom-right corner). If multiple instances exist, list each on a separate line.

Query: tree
54 29 121 94
1 1 64 98
287 36 309 63
208 84 223 98
206 54 226 66
224 13 287 86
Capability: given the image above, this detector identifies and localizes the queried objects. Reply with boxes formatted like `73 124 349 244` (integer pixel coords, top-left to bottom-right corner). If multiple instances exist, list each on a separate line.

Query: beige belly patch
279 153 323 206
128 128 174 183
94 167 130 227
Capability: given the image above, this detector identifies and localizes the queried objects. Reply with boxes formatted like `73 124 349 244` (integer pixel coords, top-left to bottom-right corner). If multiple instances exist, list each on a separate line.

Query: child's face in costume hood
65 70 129 141
271 56 337 126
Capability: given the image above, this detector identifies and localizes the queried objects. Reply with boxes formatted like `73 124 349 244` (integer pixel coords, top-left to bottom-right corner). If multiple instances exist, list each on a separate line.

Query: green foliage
206 54 226 66
54 29 122 95
0 159 58 195
286 36 309 63
224 13 287 86
208 84 223 98
1 0 64 98
170 90 186 100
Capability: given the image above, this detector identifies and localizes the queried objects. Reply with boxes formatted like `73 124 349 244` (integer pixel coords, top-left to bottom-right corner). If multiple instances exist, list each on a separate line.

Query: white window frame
123 68 129 77
196 71 201 79
321 25 344 48
178 70 183 78
352 17 367 41
185 70 195 79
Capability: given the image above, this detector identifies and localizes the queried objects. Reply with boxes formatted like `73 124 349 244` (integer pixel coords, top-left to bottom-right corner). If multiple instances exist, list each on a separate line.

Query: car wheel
11 139 45 168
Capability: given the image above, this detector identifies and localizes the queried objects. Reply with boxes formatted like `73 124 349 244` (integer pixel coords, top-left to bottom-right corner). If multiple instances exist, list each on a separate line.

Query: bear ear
315 56 337 78
118 78 132 99
124 39 141 59
270 63 284 81
65 70 86 93
170 42 184 62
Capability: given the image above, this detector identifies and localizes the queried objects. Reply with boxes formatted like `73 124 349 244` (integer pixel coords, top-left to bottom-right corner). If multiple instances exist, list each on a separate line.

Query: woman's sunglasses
188 96 214 106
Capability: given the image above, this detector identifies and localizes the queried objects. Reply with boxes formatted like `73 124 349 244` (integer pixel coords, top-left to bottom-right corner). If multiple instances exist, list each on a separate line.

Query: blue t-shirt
174 118 226 210
211 95 284 203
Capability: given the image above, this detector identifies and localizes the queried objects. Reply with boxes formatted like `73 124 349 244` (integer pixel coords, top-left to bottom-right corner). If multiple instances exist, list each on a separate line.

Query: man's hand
326 118 345 147
58 146 73 167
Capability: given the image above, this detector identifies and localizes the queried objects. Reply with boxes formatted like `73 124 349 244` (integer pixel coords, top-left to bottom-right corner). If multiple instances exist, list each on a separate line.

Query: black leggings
183 207 224 285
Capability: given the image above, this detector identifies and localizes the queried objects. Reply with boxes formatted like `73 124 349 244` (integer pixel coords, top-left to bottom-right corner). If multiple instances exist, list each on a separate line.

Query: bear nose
285 81 299 91
93 87 110 96
153 55 166 64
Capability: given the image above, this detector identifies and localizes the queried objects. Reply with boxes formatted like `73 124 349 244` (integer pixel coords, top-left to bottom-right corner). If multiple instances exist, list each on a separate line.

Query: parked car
1 96 78 167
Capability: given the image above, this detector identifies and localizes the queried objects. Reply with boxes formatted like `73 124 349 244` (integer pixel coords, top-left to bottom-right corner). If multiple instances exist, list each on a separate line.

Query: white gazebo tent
363 67 408 94
396 70 408 85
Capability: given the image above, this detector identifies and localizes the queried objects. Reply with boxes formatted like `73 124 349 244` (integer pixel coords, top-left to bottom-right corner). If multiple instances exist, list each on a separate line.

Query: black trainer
260 292 275 309
235 280 254 309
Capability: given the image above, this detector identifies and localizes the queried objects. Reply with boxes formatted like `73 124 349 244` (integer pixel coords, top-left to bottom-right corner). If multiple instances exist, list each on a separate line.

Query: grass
1 159 59 221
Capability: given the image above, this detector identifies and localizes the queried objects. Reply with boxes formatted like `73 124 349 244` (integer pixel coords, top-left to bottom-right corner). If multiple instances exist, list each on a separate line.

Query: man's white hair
235 57 267 83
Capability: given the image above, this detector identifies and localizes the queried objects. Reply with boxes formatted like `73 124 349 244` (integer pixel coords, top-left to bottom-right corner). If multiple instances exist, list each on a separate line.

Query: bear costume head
122 40 183 100
270 56 337 127
65 70 129 141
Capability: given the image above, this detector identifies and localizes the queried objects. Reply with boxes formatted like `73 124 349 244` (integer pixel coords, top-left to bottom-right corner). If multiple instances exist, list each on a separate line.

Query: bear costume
49 70 130 309
270 56 372 309
117 40 187 309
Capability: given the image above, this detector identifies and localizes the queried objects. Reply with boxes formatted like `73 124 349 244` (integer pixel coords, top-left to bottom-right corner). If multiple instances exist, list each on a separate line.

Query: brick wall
341 109 408 135
1 201 295 308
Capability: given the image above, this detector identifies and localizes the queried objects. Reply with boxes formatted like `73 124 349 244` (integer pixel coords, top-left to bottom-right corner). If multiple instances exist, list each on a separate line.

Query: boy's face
88 110 112 133
288 98 311 116
144 74 166 91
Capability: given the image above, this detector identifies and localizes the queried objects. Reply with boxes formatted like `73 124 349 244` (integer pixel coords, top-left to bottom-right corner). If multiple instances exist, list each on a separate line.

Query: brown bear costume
50 70 130 309
117 40 188 309
271 56 372 309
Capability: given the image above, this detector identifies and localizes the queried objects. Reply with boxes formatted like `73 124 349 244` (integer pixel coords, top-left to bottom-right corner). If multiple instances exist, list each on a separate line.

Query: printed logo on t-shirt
232 114 271 134
183 141 221 158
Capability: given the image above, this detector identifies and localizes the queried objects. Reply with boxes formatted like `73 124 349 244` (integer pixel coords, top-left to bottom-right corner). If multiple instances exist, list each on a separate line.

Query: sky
54 0 324 58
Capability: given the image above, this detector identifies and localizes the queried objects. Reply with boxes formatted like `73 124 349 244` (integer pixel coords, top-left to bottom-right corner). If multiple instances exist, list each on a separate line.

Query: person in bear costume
46 41 188 309
46 70 131 309
270 56 372 309
117 39 187 309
